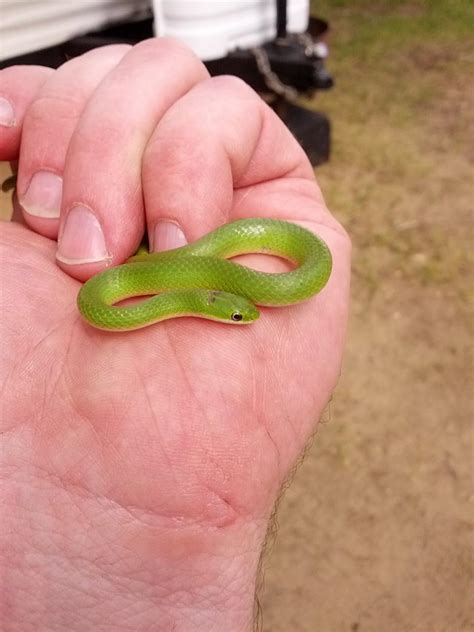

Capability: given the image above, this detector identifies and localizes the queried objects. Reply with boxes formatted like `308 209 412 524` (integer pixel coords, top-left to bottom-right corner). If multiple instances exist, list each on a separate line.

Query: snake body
77 218 332 330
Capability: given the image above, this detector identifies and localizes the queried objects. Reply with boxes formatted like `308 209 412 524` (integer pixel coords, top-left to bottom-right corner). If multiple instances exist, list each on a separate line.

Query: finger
0 65 53 160
15 45 130 238
141 75 339 254
55 38 209 281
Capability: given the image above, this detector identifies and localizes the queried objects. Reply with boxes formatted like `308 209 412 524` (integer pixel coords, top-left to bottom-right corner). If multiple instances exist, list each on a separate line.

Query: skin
0 39 351 632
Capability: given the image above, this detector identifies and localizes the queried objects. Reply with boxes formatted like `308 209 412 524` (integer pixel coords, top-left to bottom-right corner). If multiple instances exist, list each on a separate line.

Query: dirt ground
260 2 473 631
0 3 472 631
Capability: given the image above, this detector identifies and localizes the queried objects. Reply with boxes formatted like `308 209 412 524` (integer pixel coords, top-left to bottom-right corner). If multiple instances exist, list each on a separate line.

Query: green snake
77 218 332 331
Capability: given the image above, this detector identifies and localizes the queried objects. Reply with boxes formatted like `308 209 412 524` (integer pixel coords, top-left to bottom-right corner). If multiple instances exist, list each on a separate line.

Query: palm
1 213 345 526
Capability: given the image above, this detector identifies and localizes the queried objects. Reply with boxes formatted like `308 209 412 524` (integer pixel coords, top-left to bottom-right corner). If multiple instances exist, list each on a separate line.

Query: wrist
1 471 266 632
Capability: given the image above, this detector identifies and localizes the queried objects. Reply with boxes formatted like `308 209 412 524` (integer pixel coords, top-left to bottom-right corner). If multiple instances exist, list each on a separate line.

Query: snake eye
231 312 243 322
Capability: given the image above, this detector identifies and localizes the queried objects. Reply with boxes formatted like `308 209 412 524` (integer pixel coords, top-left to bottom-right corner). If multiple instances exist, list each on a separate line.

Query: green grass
306 1 473 295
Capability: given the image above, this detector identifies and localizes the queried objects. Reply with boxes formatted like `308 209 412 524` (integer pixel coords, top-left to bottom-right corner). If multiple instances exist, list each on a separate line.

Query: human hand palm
2 201 346 528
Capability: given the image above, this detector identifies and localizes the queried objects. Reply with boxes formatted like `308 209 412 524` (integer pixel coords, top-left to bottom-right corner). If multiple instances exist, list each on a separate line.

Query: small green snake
77 218 332 331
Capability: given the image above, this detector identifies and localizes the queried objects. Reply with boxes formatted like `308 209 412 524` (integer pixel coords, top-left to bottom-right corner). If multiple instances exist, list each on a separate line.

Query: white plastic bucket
154 0 310 60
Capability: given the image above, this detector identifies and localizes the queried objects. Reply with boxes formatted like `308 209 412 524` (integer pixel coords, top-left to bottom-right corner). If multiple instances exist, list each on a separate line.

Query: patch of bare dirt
261 6 473 631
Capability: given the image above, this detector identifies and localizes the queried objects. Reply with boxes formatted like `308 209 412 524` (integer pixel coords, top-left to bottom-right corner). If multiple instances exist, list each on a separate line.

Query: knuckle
80 43 132 61
130 36 203 66
207 74 256 99
114 38 209 84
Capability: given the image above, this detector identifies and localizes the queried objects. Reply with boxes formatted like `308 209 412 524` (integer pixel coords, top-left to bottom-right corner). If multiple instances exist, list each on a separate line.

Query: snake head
205 290 259 324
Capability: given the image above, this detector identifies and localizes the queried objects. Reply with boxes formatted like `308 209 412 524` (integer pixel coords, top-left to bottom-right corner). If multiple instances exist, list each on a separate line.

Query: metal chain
251 46 298 102
296 31 329 59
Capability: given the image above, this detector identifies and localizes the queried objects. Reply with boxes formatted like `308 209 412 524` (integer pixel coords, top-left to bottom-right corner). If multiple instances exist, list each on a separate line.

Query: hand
0 39 350 632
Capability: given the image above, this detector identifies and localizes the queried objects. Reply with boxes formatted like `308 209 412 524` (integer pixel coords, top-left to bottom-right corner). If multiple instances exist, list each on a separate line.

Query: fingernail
153 221 187 251
0 97 15 127
57 206 109 265
20 171 63 218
